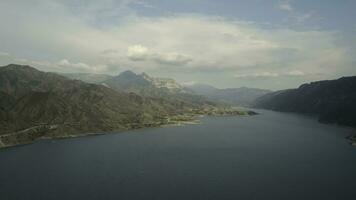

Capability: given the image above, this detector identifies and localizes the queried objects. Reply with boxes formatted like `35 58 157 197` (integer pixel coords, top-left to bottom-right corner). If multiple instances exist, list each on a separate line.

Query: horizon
1 2 356 199
1 0 356 90
4 63 355 91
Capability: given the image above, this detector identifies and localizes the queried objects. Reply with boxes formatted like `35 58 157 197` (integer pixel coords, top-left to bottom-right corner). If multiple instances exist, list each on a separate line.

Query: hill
0 64 255 148
0 65 200 147
253 76 356 127
187 83 271 106
103 71 213 106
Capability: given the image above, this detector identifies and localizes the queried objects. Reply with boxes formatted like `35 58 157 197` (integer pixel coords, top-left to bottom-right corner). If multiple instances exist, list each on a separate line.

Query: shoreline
0 110 254 149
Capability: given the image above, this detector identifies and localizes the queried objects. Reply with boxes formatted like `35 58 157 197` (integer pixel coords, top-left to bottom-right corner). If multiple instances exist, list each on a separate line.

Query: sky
0 0 355 90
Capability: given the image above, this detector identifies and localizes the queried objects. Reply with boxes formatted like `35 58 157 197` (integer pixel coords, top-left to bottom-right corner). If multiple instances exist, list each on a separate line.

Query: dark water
1 110 356 200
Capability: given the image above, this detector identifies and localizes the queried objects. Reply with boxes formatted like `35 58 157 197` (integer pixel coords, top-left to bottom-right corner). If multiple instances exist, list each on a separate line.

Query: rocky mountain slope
103 71 211 106
253 76 356 127
0 64 255 148
104 71 191 95
0 65 201 147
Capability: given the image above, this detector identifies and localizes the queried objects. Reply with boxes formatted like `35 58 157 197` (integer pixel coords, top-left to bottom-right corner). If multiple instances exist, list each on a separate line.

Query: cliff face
254 76 356 127
103 71 214 107
104 71 191 95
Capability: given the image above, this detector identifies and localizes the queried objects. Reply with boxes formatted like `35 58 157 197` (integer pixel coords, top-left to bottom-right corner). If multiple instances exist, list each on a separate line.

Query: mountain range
63 72 271 106
254 76 356 127
187 83 272 106
0 64 254 148
3 63 354 148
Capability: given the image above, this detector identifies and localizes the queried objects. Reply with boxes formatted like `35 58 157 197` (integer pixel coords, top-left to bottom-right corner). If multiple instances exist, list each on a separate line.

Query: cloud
58 59 91 70
0 0 354 89
152 52 192 65
278 0 293 11
0 52 11 57
234 70 305 79
56 59 108 72
127 45 149 61
100 49 119 55
286 70 304 76
234 72 279 78
276 1 321 25
127 45 192 65
0 8 349 75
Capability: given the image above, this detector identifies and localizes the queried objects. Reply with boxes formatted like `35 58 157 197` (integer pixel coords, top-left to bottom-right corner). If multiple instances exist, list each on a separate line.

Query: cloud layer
0 0 355 89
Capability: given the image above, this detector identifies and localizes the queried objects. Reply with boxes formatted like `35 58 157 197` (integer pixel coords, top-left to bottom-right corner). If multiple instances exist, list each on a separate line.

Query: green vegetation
0 64 256 148
254 76 356 128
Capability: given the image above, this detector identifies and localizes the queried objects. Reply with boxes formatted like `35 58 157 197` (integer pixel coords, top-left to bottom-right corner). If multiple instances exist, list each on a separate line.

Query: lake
0 109 355 200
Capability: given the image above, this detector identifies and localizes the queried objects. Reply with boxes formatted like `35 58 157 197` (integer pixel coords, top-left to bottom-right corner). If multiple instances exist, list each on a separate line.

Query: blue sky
0 0 355 89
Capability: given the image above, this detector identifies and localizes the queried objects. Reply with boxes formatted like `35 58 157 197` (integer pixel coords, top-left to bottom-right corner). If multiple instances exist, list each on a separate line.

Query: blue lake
0 109 355 200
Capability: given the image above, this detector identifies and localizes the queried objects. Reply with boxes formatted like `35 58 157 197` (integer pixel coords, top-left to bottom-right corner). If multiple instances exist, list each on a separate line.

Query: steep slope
141 72 186 93
0 64 257 148
254 76 356 127
104 70 153 94
104 71 190 94
104 71 212 106
0 65 199 147
187 83 271 106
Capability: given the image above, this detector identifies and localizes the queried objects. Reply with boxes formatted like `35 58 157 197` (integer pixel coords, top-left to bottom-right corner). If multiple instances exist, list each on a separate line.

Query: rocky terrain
0 64 255 148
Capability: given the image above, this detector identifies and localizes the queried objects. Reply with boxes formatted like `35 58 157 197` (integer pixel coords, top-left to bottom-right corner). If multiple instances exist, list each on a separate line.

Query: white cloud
286 70 304 76
57 59 108 72
127 45 192 65
58 59 90 70
278 0 293 11
127 45 150 61
0 11 349 75
0 0 354 89
152 52 192 66
234 70 306 78
276 0 321 25
0 52 11 57
235 72 279 78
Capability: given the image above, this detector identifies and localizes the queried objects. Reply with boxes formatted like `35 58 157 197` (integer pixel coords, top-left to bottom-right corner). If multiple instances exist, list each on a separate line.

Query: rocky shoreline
0 108 257 149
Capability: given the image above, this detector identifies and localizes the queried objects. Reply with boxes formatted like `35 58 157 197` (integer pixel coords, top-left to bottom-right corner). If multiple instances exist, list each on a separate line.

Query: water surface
0 109 355 200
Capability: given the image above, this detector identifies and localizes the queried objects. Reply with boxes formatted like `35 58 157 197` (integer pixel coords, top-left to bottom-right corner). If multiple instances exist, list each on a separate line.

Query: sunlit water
0 109 355 200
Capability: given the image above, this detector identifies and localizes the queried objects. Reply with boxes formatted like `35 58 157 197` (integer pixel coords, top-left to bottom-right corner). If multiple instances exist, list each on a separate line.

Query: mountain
62 71 206 104
187 83 218 95
187 83 272 106
61 73 113 84
104 70 190 95
0 64 255 148
254 76 356 127
103 71 211 106
141 72 186 93
0 64 204 147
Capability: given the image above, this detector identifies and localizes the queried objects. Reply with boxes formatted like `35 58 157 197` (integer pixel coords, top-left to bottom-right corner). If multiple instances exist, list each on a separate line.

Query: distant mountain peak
187 83 272 106
118 70 137 77
1 64 39 72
